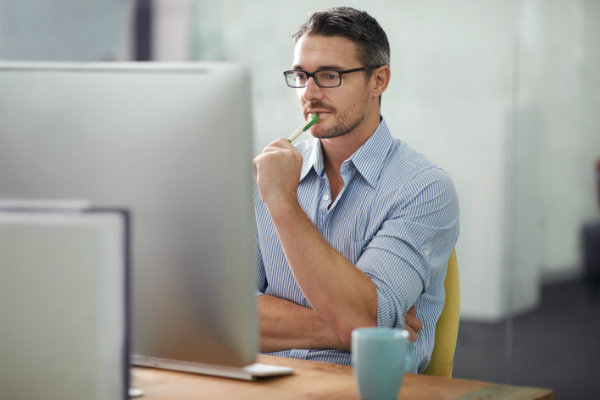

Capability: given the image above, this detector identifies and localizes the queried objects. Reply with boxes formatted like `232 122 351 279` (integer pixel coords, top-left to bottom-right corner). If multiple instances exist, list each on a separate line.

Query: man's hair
293 7 390 69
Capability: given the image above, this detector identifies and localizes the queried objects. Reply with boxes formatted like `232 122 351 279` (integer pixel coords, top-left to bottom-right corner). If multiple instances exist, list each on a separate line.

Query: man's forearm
258 294 348 352
267 200 378 346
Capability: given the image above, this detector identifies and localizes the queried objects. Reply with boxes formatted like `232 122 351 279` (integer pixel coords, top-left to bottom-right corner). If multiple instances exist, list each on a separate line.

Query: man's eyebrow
291 64 345 71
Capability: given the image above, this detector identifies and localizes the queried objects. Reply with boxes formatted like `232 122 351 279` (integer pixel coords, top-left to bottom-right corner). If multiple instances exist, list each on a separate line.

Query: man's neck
320 114 381 173
320 113 381 203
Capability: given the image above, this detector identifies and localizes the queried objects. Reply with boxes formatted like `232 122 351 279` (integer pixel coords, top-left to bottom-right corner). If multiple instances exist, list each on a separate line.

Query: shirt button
323 194 330 201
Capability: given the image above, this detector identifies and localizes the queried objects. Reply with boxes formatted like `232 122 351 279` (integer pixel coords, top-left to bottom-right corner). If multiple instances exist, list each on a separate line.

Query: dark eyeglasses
283 66 379 88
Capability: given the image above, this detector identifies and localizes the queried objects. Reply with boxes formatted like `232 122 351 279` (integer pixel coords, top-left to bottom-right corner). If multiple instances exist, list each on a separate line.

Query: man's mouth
305 103 335 119
306 109 333 121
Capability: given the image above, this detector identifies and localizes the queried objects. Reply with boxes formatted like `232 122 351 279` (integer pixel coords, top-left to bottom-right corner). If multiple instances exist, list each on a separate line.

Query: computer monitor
0 62 259 372
0 205 129 400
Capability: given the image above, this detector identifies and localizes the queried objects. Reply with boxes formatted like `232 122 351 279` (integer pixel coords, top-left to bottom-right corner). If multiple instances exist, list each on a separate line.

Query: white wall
152 0 600 320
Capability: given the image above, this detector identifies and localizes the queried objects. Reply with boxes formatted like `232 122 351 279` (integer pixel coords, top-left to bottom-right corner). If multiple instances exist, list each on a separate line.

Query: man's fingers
407 328 418 343
405 312 423 332
403 306 423 343
262 138 294 153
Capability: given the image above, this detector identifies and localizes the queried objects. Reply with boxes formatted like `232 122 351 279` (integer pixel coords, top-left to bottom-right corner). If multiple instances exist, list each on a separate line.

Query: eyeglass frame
283 66 381 88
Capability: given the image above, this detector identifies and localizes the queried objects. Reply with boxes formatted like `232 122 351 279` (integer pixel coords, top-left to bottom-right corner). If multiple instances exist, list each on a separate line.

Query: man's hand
253 138 303 210
404 306 423 343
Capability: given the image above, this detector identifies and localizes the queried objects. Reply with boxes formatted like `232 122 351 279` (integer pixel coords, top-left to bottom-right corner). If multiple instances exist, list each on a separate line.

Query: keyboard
132 355 295 381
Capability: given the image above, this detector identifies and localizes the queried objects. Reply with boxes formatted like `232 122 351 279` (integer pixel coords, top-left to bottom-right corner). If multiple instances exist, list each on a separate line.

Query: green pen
287 113 319 143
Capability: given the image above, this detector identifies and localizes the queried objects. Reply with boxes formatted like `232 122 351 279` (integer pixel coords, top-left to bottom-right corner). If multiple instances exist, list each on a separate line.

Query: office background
2 0 599 398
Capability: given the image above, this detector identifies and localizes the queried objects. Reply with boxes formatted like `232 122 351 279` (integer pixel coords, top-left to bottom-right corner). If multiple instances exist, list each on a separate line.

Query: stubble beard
308 102 368 140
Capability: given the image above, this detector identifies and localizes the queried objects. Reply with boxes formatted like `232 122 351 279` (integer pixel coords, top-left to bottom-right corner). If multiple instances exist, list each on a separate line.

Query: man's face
292 34 373 140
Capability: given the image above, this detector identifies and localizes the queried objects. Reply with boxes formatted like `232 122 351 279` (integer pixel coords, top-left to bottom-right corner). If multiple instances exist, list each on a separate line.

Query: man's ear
371 65 391 99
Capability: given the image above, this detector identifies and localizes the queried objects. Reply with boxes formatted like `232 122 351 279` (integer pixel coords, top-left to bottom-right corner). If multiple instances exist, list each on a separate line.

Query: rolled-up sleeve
356 167 459 328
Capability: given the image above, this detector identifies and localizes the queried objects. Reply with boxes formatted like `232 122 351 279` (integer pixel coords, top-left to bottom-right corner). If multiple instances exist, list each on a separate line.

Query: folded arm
258 294 422 352
258 294 347 352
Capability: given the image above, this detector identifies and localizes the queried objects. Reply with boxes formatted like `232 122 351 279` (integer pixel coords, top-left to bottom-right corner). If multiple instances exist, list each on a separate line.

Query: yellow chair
423 249 459 377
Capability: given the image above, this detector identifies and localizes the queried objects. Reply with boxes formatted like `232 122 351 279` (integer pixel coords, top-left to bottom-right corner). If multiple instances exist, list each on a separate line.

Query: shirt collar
299 118 394 188
300 138 324 180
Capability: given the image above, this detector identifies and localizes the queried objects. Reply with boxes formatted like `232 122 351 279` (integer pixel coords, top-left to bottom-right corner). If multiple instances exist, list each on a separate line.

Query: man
253 7 459 373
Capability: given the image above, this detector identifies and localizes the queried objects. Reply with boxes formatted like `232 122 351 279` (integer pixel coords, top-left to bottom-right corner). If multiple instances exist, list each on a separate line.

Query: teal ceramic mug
351 327 412 400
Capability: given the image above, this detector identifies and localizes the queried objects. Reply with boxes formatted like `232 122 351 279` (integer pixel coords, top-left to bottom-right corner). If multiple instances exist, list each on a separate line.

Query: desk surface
132 355 554 400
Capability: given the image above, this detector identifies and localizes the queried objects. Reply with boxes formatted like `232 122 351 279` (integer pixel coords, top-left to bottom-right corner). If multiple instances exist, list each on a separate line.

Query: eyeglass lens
286 70 341 88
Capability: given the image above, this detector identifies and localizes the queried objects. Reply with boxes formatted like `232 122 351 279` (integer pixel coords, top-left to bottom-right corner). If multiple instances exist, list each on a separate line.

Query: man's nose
301 76 323 101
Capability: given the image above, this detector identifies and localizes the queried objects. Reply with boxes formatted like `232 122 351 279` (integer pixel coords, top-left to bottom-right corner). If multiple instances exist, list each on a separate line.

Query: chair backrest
423 249 459 377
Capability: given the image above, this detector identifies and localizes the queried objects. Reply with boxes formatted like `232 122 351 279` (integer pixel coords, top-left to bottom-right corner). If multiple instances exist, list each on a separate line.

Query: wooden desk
132 355 554 400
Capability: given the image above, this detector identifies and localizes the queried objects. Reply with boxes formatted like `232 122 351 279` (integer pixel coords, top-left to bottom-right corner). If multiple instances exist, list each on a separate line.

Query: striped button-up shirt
255 118 459 373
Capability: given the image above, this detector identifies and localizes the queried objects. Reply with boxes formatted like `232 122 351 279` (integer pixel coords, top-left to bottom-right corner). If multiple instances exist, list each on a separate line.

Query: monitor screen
0 62 258 368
